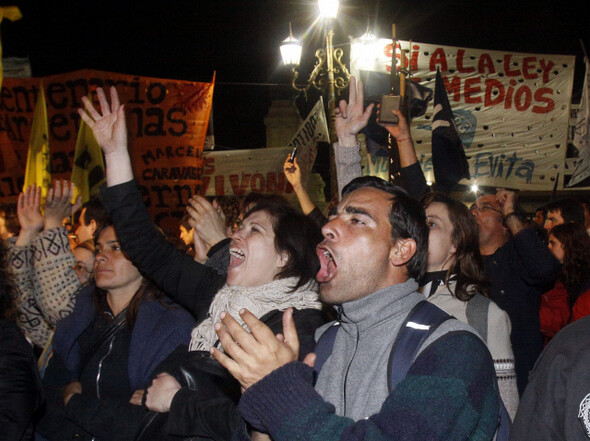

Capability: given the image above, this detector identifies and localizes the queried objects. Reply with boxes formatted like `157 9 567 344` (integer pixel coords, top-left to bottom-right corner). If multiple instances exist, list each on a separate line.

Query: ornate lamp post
280 0 351 199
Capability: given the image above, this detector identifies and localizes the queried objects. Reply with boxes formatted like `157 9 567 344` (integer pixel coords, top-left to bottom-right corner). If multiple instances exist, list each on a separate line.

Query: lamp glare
318 0 339 19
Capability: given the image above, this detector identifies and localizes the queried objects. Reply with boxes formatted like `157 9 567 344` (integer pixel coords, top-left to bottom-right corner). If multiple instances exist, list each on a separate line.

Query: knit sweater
235 280 501 441
7 227 79 347
422 279 519 419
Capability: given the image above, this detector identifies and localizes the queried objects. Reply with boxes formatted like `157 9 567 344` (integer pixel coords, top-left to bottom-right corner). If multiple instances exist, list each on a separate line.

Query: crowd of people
0 78 589 441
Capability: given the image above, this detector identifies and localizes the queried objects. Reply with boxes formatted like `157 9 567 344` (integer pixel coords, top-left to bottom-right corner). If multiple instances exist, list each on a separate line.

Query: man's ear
389 238 417 267
89 219 97 234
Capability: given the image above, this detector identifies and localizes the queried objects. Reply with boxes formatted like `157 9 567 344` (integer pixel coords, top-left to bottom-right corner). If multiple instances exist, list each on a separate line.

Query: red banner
0 69 214 230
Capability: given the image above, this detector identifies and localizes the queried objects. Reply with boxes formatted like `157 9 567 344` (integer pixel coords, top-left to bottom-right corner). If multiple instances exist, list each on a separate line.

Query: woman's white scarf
188 277 321 352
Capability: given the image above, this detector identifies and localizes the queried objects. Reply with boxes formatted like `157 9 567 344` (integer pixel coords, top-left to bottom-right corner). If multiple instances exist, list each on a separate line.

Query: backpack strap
387 300 452 391
313 322 340 376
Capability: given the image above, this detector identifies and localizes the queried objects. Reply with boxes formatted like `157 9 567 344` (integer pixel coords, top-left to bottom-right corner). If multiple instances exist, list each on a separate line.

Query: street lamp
280 0 351 199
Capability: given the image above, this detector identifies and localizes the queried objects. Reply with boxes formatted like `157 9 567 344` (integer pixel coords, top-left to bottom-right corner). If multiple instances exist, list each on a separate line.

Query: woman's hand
78 87 127 157
283 156 302 189
129 389 145 406
15 185 43 246
380 109 412 142
145 373 181 413
187 195 227 248
44 180 82 230
79 87 134 186
63 381 82 406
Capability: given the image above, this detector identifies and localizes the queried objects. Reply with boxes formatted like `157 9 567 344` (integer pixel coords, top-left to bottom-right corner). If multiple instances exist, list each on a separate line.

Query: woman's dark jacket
0 320 43 441
36 286 195 441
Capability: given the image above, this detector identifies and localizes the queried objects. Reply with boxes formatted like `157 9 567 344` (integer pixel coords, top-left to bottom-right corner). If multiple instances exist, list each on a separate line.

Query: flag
431 69 470 194
24 83 51 197
71 112 106 204
0 6 22 90
567 56 590 187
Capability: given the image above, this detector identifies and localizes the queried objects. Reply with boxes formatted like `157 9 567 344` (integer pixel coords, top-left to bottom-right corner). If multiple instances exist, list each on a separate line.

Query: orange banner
0 69 214 230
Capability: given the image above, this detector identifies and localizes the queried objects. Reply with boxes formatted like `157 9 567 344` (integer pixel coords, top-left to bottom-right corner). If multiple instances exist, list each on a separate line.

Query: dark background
1 0 589 151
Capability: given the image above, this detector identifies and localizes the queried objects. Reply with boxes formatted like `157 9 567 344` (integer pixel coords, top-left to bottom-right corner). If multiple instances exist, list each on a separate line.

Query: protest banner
352 39 575 190
0 69 214 230
200 147 293 197
286 96 330 185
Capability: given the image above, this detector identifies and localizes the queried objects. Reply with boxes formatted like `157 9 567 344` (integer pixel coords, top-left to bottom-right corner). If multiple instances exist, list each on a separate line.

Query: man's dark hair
83 196 110 229
342 176 429 280
545 198 585 225
536 206 547 216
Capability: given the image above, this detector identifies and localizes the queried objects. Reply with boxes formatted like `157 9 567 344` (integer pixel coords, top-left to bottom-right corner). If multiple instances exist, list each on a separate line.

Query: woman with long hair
79 87 325 440
420 192 519 418
36 220 195 441
541 222 590 339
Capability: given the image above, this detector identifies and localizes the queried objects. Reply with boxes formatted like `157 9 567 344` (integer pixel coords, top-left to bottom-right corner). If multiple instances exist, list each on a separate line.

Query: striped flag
432 69 470 194
23 83 51 197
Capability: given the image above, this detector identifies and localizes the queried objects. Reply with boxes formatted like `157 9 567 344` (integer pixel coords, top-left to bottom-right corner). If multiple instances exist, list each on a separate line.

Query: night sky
1 0 589 150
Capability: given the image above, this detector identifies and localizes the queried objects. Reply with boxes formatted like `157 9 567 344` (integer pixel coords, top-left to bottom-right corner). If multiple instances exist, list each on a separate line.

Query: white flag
568 57 590 186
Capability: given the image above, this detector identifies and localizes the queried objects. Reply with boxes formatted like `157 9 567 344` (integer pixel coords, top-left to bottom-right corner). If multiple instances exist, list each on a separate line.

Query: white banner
201 147 293 197
568 58 590 186
199 99 330 198
287 97 330 184
351 39 575 190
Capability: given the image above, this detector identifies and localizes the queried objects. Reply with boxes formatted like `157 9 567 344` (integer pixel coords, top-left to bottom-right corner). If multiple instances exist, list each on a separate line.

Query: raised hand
78 87 127 156
335 76 374 146
44 180 82 230
381 108 412 142
192 228 209 264
15 185 44 246
211 308 300 390
283 156 302 188
495 188 518 216
186 195 227 248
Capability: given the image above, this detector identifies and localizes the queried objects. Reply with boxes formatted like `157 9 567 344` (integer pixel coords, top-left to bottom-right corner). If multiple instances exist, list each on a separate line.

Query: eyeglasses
469 204 503 215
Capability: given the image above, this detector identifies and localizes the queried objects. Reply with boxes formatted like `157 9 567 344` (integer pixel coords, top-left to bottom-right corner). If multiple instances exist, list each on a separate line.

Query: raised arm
381 109 429 198
78 87 133 187
14 185 43 247
9 186 52 347
333 77 373 196
284 157 317 215
31 180 81 326
81 87 224 319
